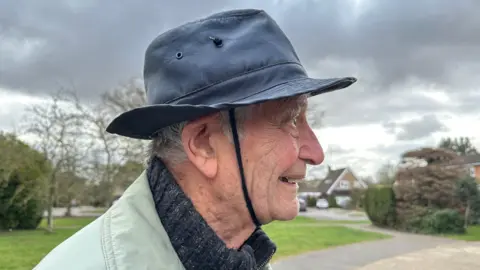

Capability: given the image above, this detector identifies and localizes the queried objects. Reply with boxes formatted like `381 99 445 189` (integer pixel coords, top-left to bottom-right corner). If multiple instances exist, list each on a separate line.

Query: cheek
244 131 300 187
277 136 300 166
251 137 300 193
257 136 299 174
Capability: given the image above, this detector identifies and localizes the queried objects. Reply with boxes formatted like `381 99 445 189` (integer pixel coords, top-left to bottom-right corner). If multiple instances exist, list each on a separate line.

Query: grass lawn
0 228 79 270
446 225 480 241
264 217 388 261
38 216 96 228
83 208 107 214
0 216 385 269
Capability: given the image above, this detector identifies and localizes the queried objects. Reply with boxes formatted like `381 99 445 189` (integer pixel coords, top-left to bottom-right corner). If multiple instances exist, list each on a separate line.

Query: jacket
34 172 272 270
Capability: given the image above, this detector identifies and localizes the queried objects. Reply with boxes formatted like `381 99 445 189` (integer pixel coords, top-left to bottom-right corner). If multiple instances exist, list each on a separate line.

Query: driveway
43 206 104 217
272 212 479 270
299 207 369 221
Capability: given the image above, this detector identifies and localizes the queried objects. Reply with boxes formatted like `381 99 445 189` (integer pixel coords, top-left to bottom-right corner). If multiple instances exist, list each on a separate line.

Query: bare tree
439 137 479 156
81 110 123 206
101 78 146 114
21 89 87 232
376 162 397 185
80 78 148 206
18 79 148 227
100 78 148 163
56 139 92 216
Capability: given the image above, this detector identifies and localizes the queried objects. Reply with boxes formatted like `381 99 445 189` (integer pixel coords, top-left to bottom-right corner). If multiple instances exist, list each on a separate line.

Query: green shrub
455 176 480 226
0 133 50 230
306 196 317 207
0 170 46 230
327 195 338 208
470 195 480 225
418 209 465 234
364 185 396 227
16 198 45 229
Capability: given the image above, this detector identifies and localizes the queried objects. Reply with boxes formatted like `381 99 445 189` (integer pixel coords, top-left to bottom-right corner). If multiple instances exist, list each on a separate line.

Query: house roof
461 154 480 165
297 179 323 193
298 167 346 193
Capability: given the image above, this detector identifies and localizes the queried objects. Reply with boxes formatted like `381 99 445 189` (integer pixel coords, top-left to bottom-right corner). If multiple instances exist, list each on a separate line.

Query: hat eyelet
175 52 183 59
209 36 223 47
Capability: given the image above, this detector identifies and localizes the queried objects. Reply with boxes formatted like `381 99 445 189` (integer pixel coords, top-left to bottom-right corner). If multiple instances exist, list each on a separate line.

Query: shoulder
34 216 106 270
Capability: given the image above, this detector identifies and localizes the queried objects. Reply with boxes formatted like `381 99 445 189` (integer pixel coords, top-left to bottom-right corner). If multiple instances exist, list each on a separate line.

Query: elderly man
35 9 355 270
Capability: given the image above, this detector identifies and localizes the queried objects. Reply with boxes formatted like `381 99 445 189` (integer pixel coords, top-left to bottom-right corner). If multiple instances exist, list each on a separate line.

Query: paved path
273 210 479 270
358 242 480 270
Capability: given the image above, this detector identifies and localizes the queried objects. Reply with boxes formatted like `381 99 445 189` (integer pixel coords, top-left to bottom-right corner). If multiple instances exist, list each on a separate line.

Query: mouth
279 176 304 185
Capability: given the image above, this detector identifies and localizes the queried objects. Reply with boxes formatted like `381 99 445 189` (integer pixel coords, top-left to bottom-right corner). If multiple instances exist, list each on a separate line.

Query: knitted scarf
147 157 276 270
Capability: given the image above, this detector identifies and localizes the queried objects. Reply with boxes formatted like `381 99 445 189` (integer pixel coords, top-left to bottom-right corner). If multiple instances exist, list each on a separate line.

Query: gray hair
148 107 251 164
149 95 307 165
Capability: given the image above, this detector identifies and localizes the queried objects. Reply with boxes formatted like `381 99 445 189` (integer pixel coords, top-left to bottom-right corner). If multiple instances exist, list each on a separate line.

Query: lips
279 176 304 184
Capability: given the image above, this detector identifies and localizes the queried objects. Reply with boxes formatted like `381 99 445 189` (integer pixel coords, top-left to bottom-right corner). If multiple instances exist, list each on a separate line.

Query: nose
298 123 324 165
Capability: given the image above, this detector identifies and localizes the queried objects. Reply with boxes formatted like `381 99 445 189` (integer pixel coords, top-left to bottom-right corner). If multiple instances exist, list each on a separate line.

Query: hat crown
143 9 306 106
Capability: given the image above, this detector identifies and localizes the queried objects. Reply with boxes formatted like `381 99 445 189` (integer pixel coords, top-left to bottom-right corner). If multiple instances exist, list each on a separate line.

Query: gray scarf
147 157 276 270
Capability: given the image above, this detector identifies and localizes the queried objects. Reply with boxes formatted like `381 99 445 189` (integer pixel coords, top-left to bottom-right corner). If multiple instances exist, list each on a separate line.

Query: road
272 208 479 270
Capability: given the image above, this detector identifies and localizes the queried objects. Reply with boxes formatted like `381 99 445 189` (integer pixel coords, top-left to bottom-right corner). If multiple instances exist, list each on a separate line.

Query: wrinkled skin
175 95 324 248
239 96 324 223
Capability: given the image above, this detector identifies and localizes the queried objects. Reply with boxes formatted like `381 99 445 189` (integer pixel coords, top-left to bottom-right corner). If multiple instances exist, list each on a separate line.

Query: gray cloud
284 1 480 87
383 115 448 141
369 138 438 161
0 0 242 96
1 0 480 128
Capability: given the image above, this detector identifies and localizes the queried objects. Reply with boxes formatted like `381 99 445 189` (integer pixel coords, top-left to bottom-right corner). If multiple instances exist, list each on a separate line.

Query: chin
273 203 299 221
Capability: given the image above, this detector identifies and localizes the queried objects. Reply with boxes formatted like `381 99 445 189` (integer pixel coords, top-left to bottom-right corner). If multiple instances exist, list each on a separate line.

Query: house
297 166 368 206
461 154 480 183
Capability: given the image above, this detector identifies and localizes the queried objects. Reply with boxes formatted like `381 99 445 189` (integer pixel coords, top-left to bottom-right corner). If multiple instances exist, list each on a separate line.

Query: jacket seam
101 211 118 270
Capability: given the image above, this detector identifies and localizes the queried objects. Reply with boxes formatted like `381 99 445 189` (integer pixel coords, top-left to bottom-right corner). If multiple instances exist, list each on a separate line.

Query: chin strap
228 109 261 228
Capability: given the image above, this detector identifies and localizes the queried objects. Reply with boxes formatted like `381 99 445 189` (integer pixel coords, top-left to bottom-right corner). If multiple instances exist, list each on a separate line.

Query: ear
181 114 220 179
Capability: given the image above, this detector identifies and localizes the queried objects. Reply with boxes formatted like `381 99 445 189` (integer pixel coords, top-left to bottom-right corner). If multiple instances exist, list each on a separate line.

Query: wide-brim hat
106 9 357 140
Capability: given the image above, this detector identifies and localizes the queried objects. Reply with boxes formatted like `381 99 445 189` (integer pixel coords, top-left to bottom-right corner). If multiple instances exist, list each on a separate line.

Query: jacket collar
101 170 275 270
102 171 185 270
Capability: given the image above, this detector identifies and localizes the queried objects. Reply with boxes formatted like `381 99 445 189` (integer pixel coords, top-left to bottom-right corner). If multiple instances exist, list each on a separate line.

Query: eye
292 117 298 126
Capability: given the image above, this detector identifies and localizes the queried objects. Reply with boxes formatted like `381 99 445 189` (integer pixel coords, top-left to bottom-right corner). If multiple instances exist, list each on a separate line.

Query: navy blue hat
106 9 356 139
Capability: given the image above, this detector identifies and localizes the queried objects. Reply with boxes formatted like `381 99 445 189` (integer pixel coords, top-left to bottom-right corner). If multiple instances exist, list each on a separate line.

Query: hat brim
106 76 356 139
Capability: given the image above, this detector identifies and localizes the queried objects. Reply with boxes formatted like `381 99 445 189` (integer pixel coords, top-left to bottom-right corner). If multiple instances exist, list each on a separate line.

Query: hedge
364 185 396 227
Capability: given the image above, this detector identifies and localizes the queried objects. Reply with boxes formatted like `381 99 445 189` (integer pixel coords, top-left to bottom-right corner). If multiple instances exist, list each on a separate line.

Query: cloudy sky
1 0 479 178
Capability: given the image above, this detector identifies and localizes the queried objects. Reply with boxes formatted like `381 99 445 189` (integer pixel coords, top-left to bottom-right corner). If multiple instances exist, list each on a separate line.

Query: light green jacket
34 172 272 270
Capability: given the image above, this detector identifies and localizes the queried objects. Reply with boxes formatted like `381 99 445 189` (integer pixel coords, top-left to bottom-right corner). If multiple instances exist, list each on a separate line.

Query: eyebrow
284 95 308 112
276 95 308 120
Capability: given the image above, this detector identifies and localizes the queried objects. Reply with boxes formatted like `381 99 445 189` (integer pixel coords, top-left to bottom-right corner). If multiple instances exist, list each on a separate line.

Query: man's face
218 95 324 224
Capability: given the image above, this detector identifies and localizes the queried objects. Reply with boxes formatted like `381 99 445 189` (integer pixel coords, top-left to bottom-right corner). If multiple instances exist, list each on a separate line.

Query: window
470 166 476 178
337 180 351 190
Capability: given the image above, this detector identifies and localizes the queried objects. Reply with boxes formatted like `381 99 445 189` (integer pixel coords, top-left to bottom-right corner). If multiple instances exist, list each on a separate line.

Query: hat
106 9 356 139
